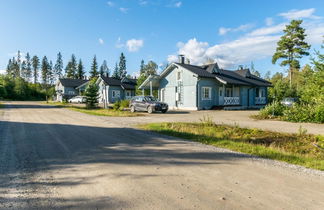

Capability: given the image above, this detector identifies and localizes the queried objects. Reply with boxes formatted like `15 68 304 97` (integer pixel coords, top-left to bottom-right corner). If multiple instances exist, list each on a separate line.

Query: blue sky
0 0 323 77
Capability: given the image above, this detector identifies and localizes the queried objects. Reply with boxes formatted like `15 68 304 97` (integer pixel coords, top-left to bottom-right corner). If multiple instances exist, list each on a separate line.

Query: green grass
45 101 143 117
139 122 324 170
0 103 3 108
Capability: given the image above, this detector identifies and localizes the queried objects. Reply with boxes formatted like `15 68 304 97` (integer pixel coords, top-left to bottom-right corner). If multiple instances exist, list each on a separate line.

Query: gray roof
59 79 89 88
101 76 137 90
176 63 271 87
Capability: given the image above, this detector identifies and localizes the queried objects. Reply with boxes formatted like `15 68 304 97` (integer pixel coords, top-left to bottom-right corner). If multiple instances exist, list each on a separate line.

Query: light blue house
139 56 271 110
55 78 89 102
96 76 137 108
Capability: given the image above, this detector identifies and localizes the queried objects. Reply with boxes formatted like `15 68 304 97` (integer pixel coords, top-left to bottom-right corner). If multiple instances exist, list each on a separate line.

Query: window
225 88 232 97
68 90 75 95
112 90 120 98
219 88 223 97
177 71 182 81
202 87 211 100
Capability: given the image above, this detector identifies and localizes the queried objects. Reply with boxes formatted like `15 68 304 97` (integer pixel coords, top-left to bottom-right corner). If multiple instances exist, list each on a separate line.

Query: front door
219 87 224 105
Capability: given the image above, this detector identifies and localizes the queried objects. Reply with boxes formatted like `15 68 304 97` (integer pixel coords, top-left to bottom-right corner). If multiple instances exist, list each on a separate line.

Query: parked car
130 96 168 114
68 96 87 103
281 97 297 107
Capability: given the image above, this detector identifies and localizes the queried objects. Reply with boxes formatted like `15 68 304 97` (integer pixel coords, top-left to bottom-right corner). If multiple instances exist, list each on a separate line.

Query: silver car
68 96 87 103
281 97 297 107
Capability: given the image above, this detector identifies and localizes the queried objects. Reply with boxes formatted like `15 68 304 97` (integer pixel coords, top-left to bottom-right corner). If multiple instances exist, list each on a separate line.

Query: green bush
281 104 324 123
113 100 130 111
113 101 121 111
259 101 286 118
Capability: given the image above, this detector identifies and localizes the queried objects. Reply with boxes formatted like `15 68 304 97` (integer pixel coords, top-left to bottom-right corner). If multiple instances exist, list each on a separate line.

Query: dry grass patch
139 121 324 170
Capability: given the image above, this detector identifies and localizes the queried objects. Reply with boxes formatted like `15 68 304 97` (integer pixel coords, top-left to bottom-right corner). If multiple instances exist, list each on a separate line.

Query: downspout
194 75 200 110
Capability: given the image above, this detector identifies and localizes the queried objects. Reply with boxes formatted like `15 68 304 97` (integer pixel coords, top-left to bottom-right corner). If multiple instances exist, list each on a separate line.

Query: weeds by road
139 121 324 170
46 101 143 117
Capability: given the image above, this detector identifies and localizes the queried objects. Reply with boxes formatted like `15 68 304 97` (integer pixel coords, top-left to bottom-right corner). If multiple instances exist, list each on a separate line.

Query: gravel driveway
0 101 323 210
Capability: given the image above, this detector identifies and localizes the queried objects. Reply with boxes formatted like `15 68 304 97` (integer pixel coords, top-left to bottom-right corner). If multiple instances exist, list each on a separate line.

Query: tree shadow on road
0 120 250 208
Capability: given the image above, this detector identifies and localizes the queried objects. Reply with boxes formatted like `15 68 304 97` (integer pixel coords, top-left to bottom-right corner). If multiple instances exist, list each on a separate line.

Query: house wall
108 86 124 103
159 65 198 110
197 78 219 110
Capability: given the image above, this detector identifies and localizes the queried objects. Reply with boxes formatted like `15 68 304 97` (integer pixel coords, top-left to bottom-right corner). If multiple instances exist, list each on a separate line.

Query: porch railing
224 97 240 105
255 97 266 104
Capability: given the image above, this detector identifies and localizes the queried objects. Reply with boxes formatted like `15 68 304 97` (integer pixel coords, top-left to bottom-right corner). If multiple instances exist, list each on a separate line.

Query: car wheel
130 106 135 113
147 106 153 114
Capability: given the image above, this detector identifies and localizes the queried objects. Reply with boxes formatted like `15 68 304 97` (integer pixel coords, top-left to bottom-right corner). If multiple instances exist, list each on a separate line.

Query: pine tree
6 59 13 76
118 53 126 79
25 53 32 82
85 79 99 109
272 20 311 87
21 61 27 79
140 59 145 75
99 60 109 76
11 57 20 78
90 55 99 78
66 54 77 78
54 52 63 80
48 61 55 85
32 55 40 83
250 61 261 77
41 56 49 84
77 59 85 79
112 62 119 78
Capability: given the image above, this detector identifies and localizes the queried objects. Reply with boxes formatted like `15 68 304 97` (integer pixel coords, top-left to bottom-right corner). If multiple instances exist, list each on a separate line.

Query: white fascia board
215 76 227 84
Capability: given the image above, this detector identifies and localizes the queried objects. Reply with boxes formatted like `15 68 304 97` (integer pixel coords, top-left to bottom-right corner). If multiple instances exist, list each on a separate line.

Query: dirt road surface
0 101 323 210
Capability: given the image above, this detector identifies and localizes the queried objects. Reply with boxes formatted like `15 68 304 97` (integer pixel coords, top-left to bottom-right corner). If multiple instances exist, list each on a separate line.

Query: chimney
105 72 109 78
178 54 185 64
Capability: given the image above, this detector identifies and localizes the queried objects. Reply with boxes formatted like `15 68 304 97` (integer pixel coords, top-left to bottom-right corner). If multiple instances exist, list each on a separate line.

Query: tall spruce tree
112 62 119 78
32 55 40 83
77 59 85 79
6 59 13 76
140 59 145 75
99 60 109 76
66 54 77 78
48 61 54 85
21 61 27 79
54 52 63 80
85 79 99 109
90 55 99 78
25 53 32 82
118 53 126 79
272 20 311 87
41 56 49 84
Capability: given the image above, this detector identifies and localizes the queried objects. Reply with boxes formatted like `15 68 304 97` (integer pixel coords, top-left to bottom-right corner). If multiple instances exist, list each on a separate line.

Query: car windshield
144 96 157 102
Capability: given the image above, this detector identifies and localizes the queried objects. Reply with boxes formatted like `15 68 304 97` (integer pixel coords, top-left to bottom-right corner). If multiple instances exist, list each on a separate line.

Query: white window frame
202 87 212 100
112 90 120 98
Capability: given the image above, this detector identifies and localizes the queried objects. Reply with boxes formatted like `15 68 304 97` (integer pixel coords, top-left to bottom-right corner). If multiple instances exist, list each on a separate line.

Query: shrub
113 100 129 111
113 101 121 111
119 100 130 110
314 104 324 123
259 101 286 118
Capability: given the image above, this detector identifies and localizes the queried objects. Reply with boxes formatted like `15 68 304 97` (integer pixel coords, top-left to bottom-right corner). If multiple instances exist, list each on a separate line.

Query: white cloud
248 23 286 36
265 17 274 26
174 1 182 8
98 38 104 45
115 37 124 48
168 8 324 68
278 8 320 20
107 1 114 7
126 39 144 52
218 24 254 35
0 69 5 75
139 0 148 5
119 7 129 13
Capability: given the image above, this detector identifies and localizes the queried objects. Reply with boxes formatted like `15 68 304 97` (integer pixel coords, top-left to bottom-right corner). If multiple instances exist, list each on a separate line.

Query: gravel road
0 101 323 210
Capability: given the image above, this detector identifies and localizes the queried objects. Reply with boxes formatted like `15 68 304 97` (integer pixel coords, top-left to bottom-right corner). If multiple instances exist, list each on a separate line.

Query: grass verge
45 101 143 117
139 122 324 170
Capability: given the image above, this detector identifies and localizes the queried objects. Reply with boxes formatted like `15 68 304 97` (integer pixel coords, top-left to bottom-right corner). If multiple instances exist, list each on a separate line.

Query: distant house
139 55 271 110
96 76 137 107
55 78 89 102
